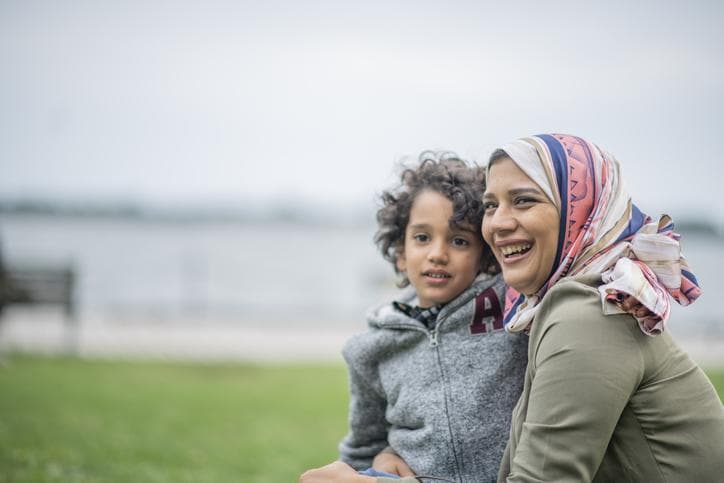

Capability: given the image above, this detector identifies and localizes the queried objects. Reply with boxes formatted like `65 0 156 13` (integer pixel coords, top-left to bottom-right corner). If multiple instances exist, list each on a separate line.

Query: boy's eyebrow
408 223 432 230
452 224 477 235
409 222 477 235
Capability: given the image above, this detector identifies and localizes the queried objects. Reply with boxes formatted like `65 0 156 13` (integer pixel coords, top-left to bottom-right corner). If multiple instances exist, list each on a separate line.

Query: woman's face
482 156 560 296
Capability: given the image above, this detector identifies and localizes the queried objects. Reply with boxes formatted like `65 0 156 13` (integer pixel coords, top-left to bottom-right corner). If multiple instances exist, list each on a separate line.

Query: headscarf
494 134 701 335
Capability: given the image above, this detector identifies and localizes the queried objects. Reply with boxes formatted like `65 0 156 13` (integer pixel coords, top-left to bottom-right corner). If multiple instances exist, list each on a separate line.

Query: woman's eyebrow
483 187 543 201
509 187 543 196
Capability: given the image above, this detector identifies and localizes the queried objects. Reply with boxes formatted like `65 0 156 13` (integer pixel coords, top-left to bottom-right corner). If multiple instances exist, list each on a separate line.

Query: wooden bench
0 263 78 353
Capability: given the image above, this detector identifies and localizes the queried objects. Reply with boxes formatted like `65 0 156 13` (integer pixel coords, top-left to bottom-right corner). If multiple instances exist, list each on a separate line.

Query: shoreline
0 308 355 363
2 308 724 368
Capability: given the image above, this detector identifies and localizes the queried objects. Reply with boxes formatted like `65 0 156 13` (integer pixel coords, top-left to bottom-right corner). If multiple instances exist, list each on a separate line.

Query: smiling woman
480 133 724 482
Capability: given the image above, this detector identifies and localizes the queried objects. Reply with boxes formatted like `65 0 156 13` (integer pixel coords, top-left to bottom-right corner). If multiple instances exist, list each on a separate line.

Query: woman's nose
486 204 517 233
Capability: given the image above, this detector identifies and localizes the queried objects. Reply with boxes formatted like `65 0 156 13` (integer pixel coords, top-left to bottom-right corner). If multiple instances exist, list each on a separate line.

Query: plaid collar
393 301 443 329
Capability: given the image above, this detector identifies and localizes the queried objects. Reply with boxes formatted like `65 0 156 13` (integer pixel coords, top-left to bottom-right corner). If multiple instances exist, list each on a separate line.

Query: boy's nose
428 241 449 264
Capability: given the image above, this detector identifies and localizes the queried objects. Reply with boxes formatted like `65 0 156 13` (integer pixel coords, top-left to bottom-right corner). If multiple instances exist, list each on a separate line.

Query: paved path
2 308 723 368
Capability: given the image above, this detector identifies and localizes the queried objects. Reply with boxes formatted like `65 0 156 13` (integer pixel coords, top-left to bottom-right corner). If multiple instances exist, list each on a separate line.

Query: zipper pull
429 330 439 347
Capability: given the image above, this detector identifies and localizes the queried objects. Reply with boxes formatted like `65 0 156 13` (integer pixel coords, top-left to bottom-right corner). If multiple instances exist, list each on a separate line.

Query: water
0 215 396 328
668 235 724 338
0 214 722 336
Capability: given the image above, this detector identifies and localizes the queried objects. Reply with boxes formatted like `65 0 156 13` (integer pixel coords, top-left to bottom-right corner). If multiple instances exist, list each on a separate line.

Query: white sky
1 0 723 221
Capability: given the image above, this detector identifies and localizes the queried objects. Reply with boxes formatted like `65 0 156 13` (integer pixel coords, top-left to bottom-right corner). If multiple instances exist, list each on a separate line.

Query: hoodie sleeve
338 336 390 470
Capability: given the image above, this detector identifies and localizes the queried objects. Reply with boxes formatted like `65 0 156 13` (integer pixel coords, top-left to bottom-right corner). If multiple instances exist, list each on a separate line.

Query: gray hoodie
338 273 527 483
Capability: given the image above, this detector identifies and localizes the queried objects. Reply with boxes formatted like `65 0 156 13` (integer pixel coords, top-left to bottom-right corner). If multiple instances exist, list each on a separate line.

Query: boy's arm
372 447 414 476
338 361 390 470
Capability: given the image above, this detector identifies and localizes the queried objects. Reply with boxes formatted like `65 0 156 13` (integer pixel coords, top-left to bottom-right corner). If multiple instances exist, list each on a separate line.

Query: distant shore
1 203 722 238
2 308 724 368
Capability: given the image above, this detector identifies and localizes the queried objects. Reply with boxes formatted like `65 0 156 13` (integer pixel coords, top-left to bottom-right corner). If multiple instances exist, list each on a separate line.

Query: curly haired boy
337 152 528 482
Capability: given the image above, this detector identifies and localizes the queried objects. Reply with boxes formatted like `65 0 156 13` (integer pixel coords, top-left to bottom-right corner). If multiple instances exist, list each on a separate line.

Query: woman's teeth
501 243 532 258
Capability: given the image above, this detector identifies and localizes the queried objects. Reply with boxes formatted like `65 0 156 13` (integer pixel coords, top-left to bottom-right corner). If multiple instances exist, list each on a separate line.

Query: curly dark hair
374 150 500 287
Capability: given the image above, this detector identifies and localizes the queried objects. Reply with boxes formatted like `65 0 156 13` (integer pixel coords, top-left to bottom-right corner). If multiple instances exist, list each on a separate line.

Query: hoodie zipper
432 316 463 481
378 318 463 480
372 283 495 482
377 322 441 347
428 329 439 347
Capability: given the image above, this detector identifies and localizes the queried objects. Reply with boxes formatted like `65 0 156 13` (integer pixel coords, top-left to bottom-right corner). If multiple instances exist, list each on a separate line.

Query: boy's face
396 190 483 308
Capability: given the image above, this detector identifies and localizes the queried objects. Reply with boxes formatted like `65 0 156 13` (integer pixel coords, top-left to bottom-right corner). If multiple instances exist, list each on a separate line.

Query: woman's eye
514 197 537 205
413 234 429 242
483 201 497 211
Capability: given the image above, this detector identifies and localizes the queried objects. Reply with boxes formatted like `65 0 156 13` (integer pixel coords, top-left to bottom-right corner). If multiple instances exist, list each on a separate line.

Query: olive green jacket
381 275 724 483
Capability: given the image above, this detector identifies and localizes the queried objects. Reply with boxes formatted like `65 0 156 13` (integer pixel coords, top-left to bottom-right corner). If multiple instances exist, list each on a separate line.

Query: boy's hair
374 150 500 287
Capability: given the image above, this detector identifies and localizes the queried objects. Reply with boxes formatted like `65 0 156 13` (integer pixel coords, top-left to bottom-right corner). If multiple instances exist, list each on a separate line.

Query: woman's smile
497 240 533 260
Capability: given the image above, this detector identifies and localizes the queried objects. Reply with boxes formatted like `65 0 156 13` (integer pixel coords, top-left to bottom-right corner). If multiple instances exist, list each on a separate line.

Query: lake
0 214 722 361
0 215 396 327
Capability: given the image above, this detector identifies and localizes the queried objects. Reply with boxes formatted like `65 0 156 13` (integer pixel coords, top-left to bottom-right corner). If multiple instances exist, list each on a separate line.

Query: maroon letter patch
469 287 503 334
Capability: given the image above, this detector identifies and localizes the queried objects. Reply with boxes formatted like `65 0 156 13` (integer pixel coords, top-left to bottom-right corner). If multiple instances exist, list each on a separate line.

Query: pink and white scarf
495 134 701 335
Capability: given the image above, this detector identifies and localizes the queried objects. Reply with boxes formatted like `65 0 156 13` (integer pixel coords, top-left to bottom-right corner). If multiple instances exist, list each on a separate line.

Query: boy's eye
451 237 470 247
413 233 430 242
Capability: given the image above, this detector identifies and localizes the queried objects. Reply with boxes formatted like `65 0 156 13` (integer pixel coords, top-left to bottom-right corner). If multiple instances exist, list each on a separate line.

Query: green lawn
0 356 722 483
0 356 348 483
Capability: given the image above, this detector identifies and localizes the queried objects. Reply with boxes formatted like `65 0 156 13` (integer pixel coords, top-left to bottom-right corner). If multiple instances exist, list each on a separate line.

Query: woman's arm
506 292 644 481
299 461 375 483
299 461 418 483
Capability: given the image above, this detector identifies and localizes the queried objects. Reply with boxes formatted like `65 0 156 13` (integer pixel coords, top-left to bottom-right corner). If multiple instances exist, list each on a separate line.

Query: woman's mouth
499 242 532 259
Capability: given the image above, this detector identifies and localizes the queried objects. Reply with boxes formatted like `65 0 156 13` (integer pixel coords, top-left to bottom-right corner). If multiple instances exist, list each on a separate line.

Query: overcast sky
1 0 722 221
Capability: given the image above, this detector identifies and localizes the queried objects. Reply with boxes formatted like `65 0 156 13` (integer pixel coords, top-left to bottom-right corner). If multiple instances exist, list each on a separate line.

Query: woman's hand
619 293 652 319
299 461 374 483
372 450 415 477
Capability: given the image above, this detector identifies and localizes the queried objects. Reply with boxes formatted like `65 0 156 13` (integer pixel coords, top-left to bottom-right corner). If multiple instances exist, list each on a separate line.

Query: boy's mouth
423 270 451 279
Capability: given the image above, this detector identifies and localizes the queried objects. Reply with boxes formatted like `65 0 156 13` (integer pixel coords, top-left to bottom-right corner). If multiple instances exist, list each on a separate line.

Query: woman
300 134 724 483
480 133 723 482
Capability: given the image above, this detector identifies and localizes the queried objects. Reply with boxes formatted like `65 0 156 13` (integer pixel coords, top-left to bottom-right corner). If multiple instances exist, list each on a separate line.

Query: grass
0 356 722 483
0 356 348 482
705 369 724 399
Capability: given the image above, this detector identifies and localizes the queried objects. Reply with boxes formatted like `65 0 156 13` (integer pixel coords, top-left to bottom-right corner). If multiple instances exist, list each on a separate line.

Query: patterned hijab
493 134 701 335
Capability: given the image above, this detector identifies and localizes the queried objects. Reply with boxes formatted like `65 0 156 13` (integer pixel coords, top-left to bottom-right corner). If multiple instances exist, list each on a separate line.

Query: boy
337 152 527 483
